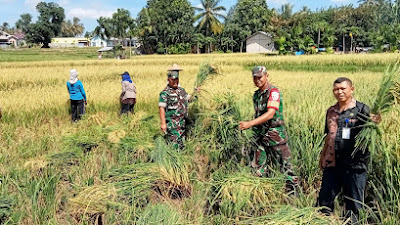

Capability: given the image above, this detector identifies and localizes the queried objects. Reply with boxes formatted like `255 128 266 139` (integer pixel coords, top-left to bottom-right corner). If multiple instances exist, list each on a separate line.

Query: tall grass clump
355 63 400 155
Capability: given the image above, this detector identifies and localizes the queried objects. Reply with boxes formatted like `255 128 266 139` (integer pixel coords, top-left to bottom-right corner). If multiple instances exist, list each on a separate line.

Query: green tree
137 0 194 54
15 14 32 33
223 0 271 52
94 17 112 40
26 2 65 48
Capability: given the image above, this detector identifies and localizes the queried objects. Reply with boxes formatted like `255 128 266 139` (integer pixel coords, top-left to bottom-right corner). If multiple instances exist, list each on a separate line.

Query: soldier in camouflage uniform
239 66 296 182
159 64 192 149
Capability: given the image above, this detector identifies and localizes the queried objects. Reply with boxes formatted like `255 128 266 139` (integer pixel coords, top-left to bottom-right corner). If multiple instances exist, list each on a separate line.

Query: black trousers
318 167 367 222
71 99 85 122
121 98 136 114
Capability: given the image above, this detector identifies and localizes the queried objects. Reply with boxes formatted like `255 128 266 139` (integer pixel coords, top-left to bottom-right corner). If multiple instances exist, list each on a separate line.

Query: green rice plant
365 143 400 224
289 124 325 188
150 137 192 198
0 196 14 224
239 205 338 225
209 169 285 219
26 170 60 225
355 63 400 155
136 203 184 225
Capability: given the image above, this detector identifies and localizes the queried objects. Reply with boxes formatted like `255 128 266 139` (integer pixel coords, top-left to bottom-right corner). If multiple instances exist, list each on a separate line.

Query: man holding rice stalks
318 77 381 223
239 66 296 186
159 64 197 149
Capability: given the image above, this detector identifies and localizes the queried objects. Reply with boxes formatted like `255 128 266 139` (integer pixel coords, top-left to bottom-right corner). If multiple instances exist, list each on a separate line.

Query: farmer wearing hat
120 71 137 115
159 64 194 149
239 66 296 182
67 69 87 122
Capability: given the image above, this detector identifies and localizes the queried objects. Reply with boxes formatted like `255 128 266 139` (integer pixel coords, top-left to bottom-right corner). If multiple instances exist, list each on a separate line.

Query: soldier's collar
259 83 272 94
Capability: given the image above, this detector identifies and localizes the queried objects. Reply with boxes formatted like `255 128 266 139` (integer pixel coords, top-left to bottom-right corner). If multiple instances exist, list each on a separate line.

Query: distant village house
0 30 21 48
245 31 276 53
50 37 90 48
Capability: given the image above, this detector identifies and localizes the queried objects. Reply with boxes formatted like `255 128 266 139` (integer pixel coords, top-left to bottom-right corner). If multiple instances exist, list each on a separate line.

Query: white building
0 30 19 48
245 31 276 53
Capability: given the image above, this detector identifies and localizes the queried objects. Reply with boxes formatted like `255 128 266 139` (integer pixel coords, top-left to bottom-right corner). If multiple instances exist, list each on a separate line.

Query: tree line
2 0 400 53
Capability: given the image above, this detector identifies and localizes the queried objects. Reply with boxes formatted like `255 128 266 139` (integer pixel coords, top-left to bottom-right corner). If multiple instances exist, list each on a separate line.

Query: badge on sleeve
271 91 279 101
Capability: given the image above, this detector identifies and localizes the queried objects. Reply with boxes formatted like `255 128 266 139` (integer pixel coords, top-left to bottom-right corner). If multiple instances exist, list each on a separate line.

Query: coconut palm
194 0 226 36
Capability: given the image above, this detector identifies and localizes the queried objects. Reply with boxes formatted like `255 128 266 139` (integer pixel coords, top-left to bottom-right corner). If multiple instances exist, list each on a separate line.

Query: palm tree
194 0 226 53
94 17 112 40
194 0 226 36
280 3 293 20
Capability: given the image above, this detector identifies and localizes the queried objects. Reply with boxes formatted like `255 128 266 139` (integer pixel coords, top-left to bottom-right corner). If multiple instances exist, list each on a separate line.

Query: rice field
0 52 400 224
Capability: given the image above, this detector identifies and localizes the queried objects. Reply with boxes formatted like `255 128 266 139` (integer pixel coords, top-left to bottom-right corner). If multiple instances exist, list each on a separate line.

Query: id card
342 128 351 139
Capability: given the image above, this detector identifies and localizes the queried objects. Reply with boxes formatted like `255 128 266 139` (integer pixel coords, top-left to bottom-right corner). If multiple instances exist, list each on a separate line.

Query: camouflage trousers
166 128 185 149
250 142 295 179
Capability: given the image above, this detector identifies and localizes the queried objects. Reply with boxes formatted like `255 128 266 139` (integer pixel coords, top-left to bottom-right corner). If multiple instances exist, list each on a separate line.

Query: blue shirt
67 80 87 101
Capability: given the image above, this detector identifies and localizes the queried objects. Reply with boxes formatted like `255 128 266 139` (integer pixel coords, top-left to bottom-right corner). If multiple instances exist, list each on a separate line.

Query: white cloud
58 0 69 7
24 0 41 9
68 8 114 20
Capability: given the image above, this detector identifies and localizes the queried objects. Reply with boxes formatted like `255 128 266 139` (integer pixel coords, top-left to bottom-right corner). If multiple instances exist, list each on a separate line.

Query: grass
0 50 399 224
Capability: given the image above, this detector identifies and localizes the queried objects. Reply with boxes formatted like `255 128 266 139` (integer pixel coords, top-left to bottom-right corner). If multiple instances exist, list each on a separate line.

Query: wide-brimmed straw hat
167 63 183 71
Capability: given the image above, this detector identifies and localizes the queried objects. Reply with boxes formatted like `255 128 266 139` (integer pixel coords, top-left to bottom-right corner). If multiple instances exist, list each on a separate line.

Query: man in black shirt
318 77 381 223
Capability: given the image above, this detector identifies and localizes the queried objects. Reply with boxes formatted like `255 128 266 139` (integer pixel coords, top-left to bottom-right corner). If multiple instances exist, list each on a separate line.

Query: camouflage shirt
253 84 288 146
159 85 189 130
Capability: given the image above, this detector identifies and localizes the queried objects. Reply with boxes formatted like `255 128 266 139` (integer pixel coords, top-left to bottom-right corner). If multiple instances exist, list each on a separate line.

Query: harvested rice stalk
151 138 192 198
194 61 217 90
239 205 337 225
355 64 400 155
69 184 118 215
106 163 162 205
209 170 285 218
137 203 184 225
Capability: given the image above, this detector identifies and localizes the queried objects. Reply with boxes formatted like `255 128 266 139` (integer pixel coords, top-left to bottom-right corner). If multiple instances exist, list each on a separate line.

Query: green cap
168 70 179 79
252 66 267 77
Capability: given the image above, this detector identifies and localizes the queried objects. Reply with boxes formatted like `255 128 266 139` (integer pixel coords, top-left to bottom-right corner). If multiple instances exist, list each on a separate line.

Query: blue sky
0 0 359 33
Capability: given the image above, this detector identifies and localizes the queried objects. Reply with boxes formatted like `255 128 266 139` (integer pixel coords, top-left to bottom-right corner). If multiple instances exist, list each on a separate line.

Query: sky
0 0 360 33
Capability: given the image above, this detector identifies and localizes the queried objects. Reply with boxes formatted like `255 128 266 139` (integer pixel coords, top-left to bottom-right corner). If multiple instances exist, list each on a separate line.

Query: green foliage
223 0 271 52
138 0 194 54
26 2 65 48
166 43 191 54
0 196 14 224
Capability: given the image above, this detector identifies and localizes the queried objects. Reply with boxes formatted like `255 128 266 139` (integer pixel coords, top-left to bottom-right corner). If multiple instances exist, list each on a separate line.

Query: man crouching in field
159 64 198 149
239 66 297 186
318 77 381 223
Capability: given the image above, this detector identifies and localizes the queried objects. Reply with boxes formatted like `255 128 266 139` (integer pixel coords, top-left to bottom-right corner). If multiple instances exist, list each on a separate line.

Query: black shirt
324 101 370 171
